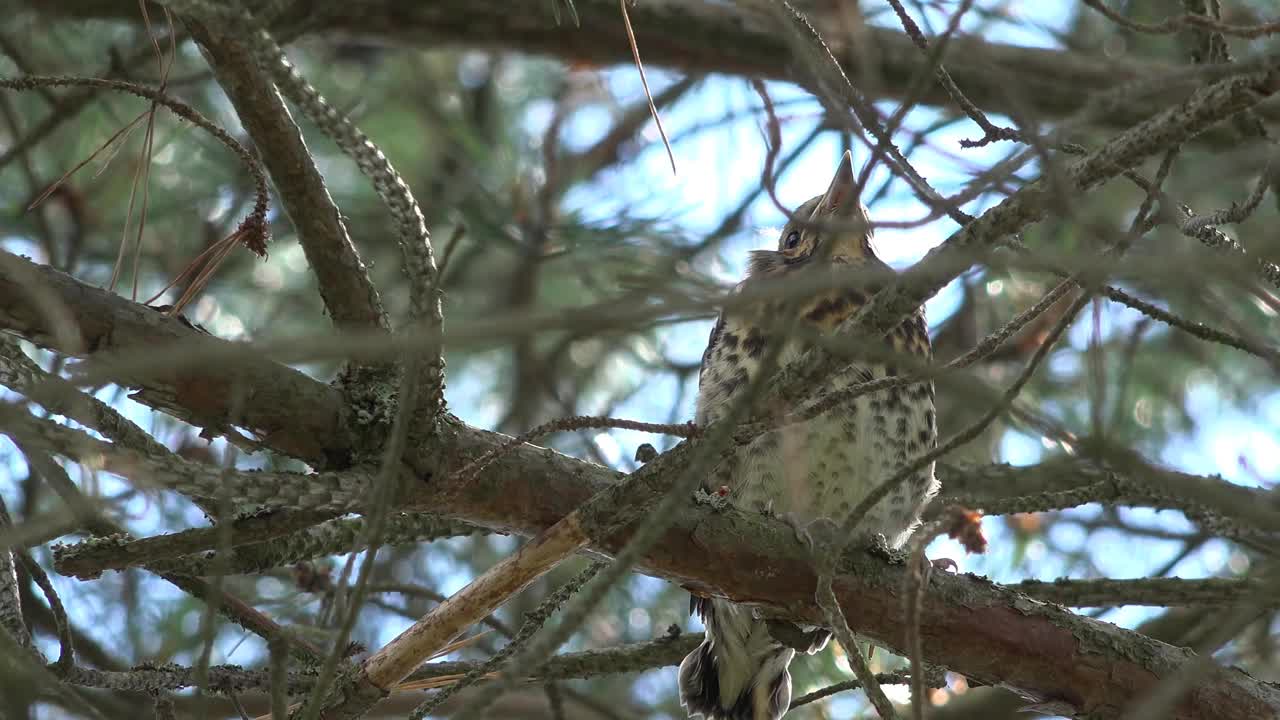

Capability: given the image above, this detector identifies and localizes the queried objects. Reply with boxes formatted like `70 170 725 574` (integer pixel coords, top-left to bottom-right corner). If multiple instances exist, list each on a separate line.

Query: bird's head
748 150 879 278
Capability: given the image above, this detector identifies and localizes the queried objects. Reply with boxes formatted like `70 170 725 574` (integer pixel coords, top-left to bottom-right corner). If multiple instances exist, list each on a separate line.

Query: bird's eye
783 231 801 250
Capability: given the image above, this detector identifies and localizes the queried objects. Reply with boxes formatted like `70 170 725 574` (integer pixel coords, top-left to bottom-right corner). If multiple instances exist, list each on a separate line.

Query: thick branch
409 421 1280 719
38 0 1280 148
0 251 354 467
3 252 1275 536
4 254 1280 717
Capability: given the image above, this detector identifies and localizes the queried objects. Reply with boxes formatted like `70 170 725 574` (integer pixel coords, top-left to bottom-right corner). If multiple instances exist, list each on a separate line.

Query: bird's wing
698 312 726 384
694 312 727 427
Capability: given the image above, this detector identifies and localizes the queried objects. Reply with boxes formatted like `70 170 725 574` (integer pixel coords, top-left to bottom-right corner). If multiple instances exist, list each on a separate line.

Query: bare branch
0 250 355 466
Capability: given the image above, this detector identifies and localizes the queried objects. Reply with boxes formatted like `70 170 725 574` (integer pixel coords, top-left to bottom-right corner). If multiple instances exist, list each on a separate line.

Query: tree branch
51 509 339 580
0 496 33 651
4 252 1280 717
1011 577 1276 608
60 513 486 578
0 405 370 513
0 250 355 467
165 0 447 423
414 421 1280 719
187 21 391 340
935 458 1280 538
38 0 1280 149
847 59 1280 341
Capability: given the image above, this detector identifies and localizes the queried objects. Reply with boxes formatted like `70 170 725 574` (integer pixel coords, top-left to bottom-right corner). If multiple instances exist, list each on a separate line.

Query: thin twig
452 415 697 487
619 0 677 175
902 507 985 720
775 1 972 226
1083 0 1280 39
789 669 921 709
884 0 1020 148
1012 576 1277 608
1173 164 1280 290
2 75 270 259
15 548 73 672
815 573 900 720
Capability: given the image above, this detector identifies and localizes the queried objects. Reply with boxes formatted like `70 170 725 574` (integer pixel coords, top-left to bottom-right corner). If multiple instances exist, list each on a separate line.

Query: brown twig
815 573 901 720
15 547 74 673
883 0 1020 148
409 562 604 718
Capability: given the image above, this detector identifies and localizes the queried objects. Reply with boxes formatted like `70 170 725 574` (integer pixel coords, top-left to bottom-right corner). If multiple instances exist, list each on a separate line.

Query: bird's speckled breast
696 296 938 547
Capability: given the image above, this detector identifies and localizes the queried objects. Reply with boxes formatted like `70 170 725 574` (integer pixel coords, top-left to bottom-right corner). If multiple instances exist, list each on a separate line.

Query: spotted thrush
678 152 939 720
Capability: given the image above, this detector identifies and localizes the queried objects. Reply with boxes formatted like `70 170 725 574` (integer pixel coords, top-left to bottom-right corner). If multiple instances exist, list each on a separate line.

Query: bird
678 151 939 720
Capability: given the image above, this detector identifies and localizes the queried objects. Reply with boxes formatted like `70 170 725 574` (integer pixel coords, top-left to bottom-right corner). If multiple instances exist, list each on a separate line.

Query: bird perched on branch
678 151 939 720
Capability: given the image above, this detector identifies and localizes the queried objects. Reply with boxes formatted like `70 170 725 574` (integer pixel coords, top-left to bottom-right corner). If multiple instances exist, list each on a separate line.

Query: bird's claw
930 557 959 573
912 554 958 584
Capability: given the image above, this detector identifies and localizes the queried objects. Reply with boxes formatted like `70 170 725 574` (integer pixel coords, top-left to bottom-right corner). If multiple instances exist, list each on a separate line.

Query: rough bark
0 252 354 466
3 251 1278 719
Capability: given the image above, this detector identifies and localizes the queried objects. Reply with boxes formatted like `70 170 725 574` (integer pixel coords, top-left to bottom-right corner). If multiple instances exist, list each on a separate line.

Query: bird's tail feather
679 598 819 720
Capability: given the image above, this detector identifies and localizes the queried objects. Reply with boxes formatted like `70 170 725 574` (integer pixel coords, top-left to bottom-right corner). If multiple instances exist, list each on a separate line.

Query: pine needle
26 112 147 212
619 0 676 176
430 630 492 661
